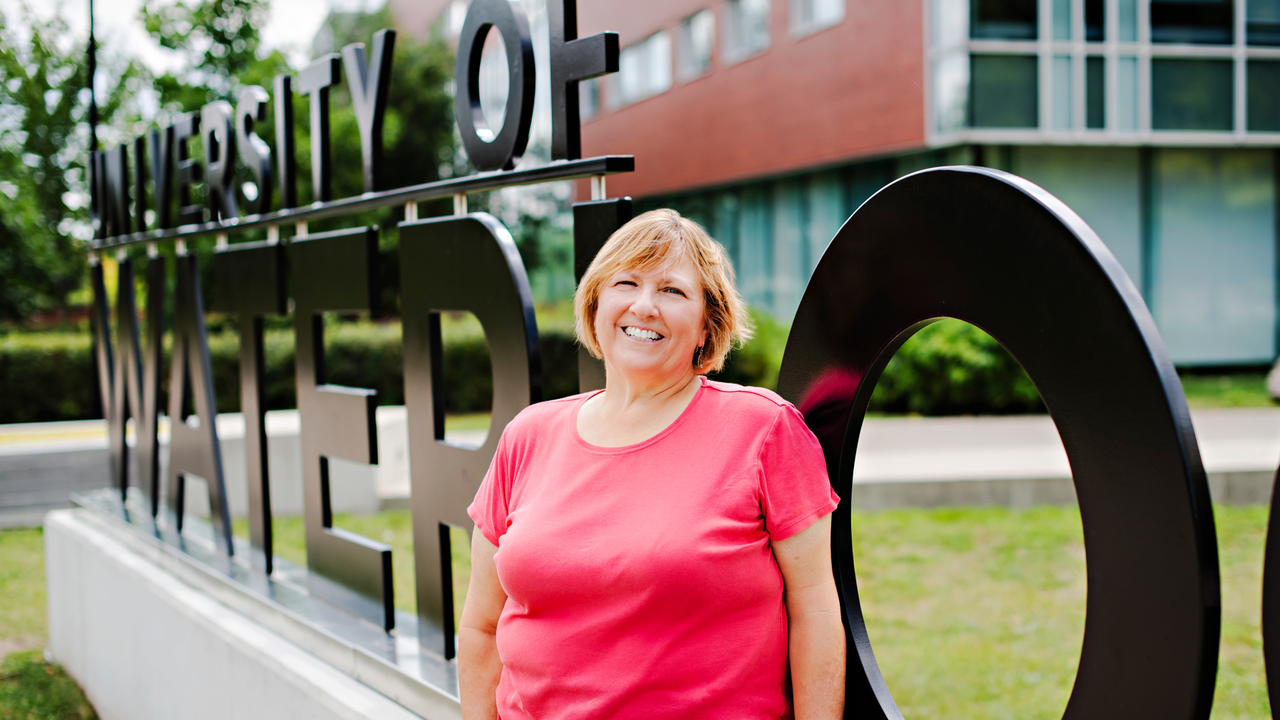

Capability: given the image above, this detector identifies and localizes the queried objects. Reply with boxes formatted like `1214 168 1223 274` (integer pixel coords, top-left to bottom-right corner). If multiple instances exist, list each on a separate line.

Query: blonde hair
573 209 752 374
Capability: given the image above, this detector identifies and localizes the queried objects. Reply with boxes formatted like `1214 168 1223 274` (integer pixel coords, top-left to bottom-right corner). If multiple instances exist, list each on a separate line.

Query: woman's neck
577 372 703 448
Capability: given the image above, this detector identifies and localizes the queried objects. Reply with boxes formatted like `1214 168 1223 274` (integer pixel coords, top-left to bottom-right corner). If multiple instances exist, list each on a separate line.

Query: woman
460 209 845 719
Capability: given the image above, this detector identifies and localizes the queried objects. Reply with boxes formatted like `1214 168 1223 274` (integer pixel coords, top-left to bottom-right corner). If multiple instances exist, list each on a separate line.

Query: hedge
0 316 1041 425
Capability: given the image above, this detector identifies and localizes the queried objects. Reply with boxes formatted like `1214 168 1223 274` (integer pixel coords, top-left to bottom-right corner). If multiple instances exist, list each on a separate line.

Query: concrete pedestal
44 508 459 720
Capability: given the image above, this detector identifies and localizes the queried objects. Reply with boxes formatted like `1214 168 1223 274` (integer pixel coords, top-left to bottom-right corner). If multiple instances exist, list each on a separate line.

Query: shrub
0 315 1044 424
715 313 1043 415
870 319 1044 415
0 332 98 423
0 319 585 424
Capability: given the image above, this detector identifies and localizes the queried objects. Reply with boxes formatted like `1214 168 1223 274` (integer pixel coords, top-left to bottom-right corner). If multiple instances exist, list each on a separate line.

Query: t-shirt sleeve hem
768 491 840 542
467 502 503 547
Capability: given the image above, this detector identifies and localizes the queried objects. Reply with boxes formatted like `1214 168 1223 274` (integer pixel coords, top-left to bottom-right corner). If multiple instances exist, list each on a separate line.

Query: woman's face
594 251 708 387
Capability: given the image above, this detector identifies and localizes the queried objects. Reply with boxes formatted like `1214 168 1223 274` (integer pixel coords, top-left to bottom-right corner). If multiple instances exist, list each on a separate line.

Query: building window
1247 60 1280 130
677 10 716 81
1249 0 1280 45
1117 56 1139 130
580 78 601 120
1119 0 1138 40
1085 0 1104 41
1052 55 1072 129
970 54 1038 128
723 0 771 62
614 32 673 107
791 0 844 37
1152 58 1233 130
1086 56 1105 129
970 0 1037 40
932 0 1279 138
1150 0 1233 45
1053 0 1072 40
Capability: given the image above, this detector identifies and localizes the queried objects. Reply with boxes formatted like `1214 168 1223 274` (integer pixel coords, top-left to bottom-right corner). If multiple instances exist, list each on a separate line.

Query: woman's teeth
624 326 662 341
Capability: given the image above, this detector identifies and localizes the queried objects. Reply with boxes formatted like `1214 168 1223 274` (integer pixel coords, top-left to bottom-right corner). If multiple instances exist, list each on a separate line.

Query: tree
0 5 139 323
142 0 288 111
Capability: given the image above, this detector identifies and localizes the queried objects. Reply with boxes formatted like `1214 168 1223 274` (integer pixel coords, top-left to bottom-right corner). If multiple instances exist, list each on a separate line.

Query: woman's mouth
623 326 663 341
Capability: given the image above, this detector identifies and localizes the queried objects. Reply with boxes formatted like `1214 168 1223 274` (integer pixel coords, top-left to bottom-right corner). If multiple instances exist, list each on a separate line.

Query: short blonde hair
574 209 752 374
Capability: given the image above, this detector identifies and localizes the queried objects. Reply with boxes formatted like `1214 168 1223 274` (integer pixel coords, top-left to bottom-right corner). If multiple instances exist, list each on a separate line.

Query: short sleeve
468 432 513 547
758 404 840 541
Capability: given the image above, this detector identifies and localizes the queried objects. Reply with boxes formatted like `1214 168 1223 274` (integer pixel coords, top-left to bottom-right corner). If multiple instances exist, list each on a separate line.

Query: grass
5 507 1274 718
0 530 46 657
853 505 1268 720
233 512 472 625
0 529 96 719
1181 373 1274 409
0 651 96 720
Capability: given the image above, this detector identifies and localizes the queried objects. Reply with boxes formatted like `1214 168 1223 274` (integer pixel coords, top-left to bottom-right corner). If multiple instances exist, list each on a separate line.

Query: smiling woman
456 209 846 720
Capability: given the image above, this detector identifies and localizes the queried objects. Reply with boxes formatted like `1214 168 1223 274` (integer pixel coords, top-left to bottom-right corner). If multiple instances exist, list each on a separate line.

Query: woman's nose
630 286 659 317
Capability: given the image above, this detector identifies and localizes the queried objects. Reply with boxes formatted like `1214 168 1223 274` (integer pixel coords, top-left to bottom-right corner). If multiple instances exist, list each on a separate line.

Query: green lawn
0 528 97 718
1181 373 1274 410
233 512 471 625
5 506 1275 718
853 506 1269 719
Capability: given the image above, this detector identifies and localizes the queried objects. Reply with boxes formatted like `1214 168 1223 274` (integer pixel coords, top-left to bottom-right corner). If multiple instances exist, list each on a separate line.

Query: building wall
646 144 1279 366
578 0 928 199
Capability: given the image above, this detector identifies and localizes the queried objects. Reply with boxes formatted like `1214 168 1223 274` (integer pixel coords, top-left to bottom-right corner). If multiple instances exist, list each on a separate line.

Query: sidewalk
845 408 1280 509
3 407 1278 524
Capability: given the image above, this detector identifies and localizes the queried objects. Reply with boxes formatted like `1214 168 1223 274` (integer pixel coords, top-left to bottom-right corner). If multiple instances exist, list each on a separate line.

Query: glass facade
971 0 1037 39
1151 59 1233 130
1086 56 1105 129
642 144 1279 365
1248 60 1280 130
1152 150 1276 363
934 0 1280 136
1250 0 1280 45
970 54 1039 128
1150 0 1233 44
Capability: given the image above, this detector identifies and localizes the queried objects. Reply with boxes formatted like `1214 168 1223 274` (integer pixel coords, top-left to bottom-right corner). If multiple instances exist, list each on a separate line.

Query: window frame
926 0 1280 145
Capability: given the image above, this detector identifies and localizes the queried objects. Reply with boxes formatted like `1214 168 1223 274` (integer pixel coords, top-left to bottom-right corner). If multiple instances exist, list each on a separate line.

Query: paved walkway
3 407 1279 522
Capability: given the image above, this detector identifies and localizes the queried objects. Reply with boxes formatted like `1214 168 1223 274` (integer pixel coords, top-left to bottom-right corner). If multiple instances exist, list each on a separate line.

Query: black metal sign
778 167 1219 719
87 0 624 648
78 0 1278 717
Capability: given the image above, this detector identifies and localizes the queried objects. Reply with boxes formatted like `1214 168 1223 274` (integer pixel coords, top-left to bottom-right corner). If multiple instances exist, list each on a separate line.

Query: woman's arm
773 514 845 719
459 530 508 720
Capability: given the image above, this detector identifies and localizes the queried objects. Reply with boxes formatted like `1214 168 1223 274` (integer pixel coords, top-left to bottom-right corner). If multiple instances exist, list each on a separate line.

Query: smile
623 326 664 341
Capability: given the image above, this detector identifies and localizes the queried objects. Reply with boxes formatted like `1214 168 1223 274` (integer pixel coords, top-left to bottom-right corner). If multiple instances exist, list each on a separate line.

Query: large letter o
454 0 536 172
778 166 1220 720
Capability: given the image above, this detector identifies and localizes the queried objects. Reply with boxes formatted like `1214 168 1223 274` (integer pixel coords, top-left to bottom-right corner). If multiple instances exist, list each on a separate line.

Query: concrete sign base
44 508 457 720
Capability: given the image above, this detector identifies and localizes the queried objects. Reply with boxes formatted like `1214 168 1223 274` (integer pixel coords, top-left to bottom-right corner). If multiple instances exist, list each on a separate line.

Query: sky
1 0 384 72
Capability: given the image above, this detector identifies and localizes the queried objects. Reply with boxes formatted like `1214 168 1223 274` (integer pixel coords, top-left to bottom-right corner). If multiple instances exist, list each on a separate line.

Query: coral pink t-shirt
467 379 840 719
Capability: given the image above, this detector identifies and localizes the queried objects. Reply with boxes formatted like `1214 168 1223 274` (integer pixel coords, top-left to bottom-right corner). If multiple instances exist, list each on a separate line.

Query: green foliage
0 333 98 424
718 313 1044 415
0 6 138 322
0 651 97 720
715 307 788 390
870 319 1044 415
0 320 582 424
23 314 1280 423
143 0 285 109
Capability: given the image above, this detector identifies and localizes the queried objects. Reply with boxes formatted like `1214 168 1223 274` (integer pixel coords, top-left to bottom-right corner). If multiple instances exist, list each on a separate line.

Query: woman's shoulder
500 392 592 440
699 379 797 421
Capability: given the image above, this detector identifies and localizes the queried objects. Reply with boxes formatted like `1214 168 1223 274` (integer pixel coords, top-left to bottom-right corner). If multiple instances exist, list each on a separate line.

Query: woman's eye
663 287 686 296
615 280 636 287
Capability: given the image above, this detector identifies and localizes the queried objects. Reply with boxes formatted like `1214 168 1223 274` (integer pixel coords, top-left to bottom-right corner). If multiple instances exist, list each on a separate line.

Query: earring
693 345 705 368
